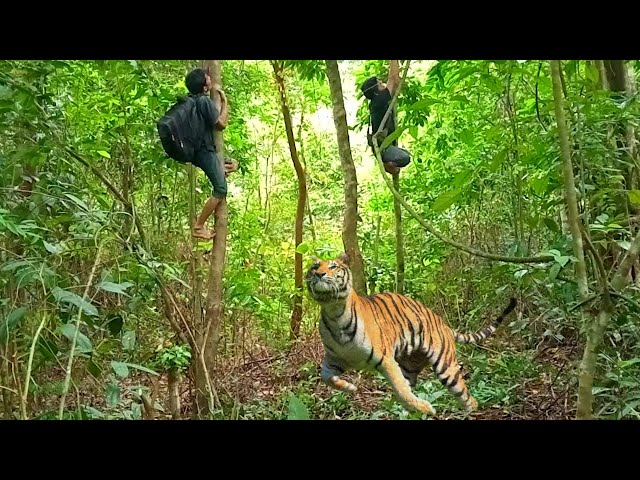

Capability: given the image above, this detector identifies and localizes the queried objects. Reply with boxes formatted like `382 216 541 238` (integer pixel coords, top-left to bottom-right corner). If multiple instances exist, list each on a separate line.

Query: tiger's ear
337 252 350 265
312 255 320 263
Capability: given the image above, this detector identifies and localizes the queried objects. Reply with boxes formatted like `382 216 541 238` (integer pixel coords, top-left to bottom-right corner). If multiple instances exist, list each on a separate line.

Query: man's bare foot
192 226 215 240
384 163 401 175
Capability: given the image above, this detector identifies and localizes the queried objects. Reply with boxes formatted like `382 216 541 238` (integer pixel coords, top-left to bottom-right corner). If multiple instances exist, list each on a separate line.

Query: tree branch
65 147 148 250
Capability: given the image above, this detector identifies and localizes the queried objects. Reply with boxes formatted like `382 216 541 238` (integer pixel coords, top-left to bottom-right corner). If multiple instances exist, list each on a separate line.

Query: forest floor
27 328 580 420
191 330 581 420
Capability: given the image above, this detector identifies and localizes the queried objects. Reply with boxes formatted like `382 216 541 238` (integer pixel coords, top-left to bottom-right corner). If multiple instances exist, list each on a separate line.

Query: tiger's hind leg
379 358 436 416
428 344 478 412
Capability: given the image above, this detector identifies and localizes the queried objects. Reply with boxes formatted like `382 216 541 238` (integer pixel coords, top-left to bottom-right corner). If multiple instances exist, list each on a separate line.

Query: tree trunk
272 61 305 340
392 173 405 294
370 215 382 293
325 60 367 295
193 59 228 418
576 306 612 419
550 60 589 301
603 60 628 94
168 368 182 420
297 111 317 242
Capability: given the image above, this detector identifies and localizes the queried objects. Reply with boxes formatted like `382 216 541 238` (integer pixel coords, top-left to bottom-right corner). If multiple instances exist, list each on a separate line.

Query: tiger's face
305 253 352 303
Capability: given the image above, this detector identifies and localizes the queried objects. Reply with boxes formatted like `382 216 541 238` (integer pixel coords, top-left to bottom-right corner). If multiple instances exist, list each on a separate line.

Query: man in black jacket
360 60 411 175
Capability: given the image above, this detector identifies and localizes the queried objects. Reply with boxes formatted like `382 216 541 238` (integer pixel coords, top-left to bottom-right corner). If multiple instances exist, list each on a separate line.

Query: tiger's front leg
320 356 357 393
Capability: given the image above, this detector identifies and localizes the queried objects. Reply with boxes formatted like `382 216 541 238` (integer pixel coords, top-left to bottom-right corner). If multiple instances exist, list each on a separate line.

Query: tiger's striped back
306 252 517 417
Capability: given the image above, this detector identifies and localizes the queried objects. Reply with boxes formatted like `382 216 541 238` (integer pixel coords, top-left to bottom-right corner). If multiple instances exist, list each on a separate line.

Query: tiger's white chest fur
318 300 372 370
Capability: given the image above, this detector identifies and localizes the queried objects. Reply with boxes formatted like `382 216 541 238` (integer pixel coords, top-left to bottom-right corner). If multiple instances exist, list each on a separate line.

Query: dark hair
185 68 208 95
360 76 379 100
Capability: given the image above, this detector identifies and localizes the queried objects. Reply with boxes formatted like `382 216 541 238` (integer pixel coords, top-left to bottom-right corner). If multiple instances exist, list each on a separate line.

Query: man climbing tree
360 60 411 174
158 68 239 240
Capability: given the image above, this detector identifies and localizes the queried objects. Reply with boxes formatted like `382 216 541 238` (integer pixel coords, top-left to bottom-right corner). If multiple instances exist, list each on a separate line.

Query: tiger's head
305 252 352 303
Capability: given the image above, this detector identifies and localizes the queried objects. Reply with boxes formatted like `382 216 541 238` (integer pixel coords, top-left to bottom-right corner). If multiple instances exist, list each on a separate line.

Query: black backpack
157 95 203 164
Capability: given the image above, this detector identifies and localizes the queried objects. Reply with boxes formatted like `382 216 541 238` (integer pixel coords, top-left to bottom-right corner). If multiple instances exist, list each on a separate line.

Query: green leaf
549 263 561 281
459 128 474 146
617 240 631 251
122 362 159 376
60 323 93 354
122 330 136 351
63 193 90 212
0 85 12 99
431 190 461 212
43 240 63 254
111 361 130 379
98 281 133 296
514 269 528 279
295 242 310 254
530 175 550 196
451 95 469 103
83 406 105 419
544 217 560 233
409 126 418 140
52 287 98 317
409 97 441 111
489 149 507 172
287 395 310 420
106 382 121 407
0 307 28 344
628 190 640 205
97 150 111 159
555 256 570 267
452 169 473 187
380 126 407 150
86 359 103 378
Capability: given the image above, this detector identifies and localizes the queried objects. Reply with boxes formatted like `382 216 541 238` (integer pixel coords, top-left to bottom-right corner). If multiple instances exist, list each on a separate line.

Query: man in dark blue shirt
185 68 238 240
360 60 411 175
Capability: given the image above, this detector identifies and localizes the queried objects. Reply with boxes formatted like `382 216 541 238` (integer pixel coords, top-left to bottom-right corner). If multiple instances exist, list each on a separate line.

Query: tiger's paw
465 397 478 412
330 376 357 394
415 400 436 416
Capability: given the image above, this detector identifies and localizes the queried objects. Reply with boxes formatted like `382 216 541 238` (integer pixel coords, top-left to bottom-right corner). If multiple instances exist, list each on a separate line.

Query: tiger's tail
453 297 517 344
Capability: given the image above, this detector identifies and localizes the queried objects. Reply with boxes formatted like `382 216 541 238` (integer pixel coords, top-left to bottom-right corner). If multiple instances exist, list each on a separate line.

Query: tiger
305 252 517 416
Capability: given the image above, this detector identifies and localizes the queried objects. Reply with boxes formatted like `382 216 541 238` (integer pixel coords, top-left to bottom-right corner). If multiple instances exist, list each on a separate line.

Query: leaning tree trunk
272 61 306 340
392 173 405 294
552 59 607 420
550 60 589 301
325 60 367 295
192 59 228 418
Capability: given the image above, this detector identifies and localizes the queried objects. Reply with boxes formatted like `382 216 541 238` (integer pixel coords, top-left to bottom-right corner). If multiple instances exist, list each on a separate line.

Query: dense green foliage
2 60 639 420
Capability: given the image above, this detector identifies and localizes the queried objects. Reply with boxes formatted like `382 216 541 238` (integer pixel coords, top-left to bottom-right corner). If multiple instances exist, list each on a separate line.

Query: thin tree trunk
193 59 228 418
325 60 367 295
596 60 609 90
392 173 405 294
576 306 612 419
297 111 317 242
550 60 589 301
189 164 204 336
603 60 628 93
272 61 305 340
370 214 382 293
168 368 181 420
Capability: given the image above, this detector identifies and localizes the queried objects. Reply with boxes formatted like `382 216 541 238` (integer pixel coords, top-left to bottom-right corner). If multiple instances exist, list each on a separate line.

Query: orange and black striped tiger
305 252 517 416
